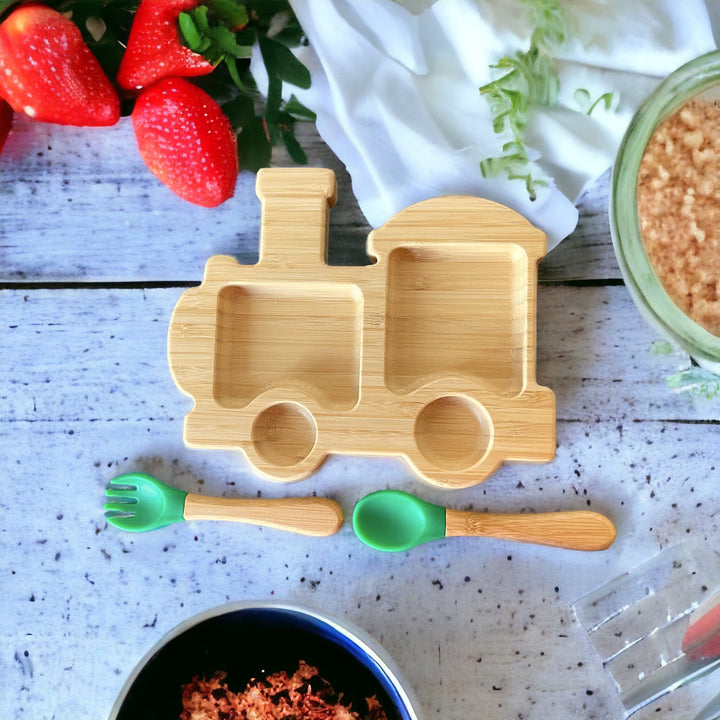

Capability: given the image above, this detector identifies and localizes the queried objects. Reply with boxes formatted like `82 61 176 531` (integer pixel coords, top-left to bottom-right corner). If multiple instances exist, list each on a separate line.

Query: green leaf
207 0 249 30
194 4 210 32
178 11 204 51
478 0 565 200
281 125 308 164
501 141 527 157
587 91 615 115
650 339 674 356
270 21 307 48
284 95 316 121
179 6 252 67
221 94 256 128
667 367 720 399
0 0 21 17
237 117 272 172
175 0 313 174
479 157 504 178
211 24 253 58
259 36 311 88
193 72 245 103
264 74 283 143
478 0 617 199
233 27 257 46
525 0 567 49
574 88 591 109
223 55 246 91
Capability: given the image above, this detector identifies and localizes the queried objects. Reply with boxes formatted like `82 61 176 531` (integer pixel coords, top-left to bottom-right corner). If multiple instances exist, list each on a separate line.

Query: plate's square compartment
213 283 363 410
385 243 528 396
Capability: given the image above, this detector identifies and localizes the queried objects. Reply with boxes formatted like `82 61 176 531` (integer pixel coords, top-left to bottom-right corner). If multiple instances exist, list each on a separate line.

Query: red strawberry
0 100 12 155
132 77 238 207
117 0 213 92
0 4 119 126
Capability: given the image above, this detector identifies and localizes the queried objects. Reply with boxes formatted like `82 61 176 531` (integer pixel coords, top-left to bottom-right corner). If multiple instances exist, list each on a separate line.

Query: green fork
104 472 344 536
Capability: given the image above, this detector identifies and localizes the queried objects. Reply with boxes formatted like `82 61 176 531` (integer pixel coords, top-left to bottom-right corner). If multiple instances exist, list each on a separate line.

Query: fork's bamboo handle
445 509 616 551
183 494 344 537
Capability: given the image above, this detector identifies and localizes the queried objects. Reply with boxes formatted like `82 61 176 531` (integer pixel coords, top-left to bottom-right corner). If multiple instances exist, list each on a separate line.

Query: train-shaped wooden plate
167 168 555 488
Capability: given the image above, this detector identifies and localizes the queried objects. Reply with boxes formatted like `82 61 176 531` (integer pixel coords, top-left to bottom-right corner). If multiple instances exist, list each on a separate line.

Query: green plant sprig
667 366 720 399
479 0 615 201
479 0 566 201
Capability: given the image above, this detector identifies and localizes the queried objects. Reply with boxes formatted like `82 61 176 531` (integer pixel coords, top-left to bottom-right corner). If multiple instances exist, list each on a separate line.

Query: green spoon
104 472 344 536
352 489 616 552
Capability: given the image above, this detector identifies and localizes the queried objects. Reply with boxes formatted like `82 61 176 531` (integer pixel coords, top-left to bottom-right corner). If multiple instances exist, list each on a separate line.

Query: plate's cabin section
368 195 555 487
167 168 555 487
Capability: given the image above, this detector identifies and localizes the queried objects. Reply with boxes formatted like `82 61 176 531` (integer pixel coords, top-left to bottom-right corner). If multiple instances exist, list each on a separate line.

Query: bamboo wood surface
168 167 556 487
444 508 617 551
182 493 344 537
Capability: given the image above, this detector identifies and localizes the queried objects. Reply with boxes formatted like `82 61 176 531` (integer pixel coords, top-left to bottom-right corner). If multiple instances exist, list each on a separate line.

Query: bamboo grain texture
183 493 344 537
168 167 556 487
445 508 617 551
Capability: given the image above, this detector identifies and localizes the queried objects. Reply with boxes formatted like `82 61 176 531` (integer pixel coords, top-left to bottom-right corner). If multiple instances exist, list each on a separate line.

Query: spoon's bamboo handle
445 509 616 551
183 494 344 537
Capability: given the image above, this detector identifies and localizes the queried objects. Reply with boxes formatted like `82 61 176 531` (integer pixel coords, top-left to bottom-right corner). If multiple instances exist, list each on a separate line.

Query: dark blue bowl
108 602 421 720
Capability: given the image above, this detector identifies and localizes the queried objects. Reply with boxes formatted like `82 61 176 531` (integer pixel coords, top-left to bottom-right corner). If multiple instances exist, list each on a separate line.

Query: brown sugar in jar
637 98 720 337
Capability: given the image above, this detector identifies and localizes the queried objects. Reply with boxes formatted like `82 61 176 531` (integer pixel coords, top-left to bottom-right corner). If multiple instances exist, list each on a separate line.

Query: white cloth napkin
281 0 717 249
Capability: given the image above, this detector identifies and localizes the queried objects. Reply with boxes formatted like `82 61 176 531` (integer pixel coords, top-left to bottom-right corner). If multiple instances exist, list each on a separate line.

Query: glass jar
610 51 720 375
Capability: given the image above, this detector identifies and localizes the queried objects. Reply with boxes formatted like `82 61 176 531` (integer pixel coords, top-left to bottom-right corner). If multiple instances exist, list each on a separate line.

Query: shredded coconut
179 661 390 720
637 98 720 336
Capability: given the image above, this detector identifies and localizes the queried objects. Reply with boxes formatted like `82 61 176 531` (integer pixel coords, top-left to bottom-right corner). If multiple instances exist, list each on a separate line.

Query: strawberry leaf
206 0 248 30
221 94 256 128
184 1 313 173
238 116 272 172
258 35 310 89
178 7 253 68
280 124 307 164
213 25 253 58
223 55 247 91
0 0 21 18
178 10 206 52
263 72 283 143
285 95 316 122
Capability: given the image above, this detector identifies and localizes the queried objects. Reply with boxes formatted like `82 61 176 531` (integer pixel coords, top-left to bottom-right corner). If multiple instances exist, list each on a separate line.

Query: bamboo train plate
167 168 556 488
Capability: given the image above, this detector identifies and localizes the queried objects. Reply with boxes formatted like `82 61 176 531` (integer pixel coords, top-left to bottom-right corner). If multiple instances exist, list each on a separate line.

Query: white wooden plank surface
2 95 720 720
2 286 720 720
3 286 716 424
1 115 615 282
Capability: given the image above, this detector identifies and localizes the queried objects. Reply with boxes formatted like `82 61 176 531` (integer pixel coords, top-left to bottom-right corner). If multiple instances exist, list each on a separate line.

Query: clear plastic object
573 541 720 716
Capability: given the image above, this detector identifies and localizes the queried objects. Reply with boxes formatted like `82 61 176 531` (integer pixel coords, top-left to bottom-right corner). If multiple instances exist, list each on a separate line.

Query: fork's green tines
104 472 188 532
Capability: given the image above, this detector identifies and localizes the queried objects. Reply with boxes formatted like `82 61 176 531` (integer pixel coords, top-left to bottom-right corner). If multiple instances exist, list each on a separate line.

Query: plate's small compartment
385 243 529 397
413 395 494 472
213 282 364 410
251 401 318 469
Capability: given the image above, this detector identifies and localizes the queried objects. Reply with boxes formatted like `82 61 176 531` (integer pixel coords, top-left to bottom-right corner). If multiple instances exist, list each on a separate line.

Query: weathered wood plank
1 116 618 283
3 361 719 720
0 117 372 282
2 286 716 430
541 170 620 281
3 284 719 720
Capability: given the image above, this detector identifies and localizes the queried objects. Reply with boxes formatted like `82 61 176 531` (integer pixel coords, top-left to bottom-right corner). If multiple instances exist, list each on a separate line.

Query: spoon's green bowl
352 489 446 552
